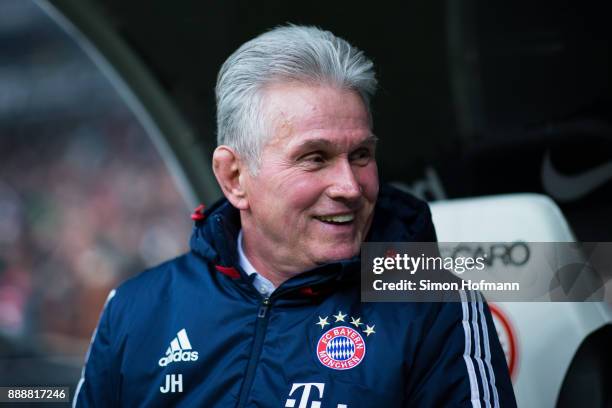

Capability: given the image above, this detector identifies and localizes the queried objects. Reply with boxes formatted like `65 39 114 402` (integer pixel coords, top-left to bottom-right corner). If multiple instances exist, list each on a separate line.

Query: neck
239 218 311 288
240 238 299 288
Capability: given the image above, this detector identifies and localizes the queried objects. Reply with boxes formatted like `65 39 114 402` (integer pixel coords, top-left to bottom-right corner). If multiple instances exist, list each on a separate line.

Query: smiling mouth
314 214 355 224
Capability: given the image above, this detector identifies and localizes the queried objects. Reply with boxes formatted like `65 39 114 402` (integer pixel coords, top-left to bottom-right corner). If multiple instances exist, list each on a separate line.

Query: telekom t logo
284 383 347 408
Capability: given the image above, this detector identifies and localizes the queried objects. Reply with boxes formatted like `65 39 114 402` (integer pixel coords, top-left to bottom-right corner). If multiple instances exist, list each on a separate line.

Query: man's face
240 83 379 275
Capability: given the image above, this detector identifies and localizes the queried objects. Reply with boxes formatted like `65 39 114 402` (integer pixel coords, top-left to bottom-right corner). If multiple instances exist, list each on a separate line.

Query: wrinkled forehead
260 82 372 143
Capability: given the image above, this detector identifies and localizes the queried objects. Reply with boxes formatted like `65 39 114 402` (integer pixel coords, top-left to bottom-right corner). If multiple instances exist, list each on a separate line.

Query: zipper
257 298 270 317
234 272 343 406
236 297 271 407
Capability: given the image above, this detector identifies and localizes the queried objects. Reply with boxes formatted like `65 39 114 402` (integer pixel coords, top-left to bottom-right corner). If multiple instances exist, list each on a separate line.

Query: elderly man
75 25 516 407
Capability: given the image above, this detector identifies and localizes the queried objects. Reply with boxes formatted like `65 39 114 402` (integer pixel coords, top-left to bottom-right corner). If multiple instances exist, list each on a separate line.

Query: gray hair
215 24 377 172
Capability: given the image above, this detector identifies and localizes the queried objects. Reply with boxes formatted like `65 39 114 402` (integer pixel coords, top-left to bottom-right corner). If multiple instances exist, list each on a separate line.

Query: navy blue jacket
74 185 516 407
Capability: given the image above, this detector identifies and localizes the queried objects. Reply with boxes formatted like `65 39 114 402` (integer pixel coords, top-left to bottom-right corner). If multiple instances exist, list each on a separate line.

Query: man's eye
300 152 326 164
349 148 372 165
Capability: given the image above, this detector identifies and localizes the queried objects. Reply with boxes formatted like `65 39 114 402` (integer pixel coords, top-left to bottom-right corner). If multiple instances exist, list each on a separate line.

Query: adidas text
159 351 198 367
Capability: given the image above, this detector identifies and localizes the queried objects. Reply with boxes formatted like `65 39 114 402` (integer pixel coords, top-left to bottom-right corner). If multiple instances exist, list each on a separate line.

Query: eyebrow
293 134 378 151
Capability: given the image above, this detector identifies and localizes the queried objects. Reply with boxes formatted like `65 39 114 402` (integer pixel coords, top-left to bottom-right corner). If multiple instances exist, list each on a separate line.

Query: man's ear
212 146 250 210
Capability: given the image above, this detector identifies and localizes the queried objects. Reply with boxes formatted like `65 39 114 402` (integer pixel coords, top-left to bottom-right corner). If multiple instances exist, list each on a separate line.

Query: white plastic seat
429 194 611 408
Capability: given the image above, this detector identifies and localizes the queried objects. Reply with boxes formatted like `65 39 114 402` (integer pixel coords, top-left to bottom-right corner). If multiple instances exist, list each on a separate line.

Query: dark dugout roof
48 0 456 185
47 0 612 240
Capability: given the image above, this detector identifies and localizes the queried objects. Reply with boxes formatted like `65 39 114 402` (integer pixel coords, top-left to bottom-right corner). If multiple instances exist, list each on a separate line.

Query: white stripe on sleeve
460 290 481 408
477 292 500 408
72 289 116 408
470 291 491 408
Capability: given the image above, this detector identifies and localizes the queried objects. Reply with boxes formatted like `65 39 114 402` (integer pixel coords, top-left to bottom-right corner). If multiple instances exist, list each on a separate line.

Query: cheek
357 164 379 202
282 175 327 210
259 170 326 214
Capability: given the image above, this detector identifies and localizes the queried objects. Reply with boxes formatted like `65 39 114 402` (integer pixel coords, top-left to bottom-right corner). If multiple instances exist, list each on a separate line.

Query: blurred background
0 0 192 391
0 0 610 405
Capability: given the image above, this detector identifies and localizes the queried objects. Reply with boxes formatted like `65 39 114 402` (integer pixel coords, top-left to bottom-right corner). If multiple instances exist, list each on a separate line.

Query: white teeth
316 214 355 223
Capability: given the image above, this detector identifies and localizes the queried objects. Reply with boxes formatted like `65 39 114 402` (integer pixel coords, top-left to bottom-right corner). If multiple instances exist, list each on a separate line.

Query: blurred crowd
0 0 191 362
0 116 191 356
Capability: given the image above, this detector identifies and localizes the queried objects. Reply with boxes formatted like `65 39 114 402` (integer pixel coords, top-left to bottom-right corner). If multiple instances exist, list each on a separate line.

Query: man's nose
326 159 362 200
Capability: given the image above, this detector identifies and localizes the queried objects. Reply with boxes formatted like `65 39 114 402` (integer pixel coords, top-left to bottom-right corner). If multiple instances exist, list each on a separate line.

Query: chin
315 244 360 263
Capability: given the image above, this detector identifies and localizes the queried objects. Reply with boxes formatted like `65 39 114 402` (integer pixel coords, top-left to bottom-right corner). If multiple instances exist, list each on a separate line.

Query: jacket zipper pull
258 297 270 318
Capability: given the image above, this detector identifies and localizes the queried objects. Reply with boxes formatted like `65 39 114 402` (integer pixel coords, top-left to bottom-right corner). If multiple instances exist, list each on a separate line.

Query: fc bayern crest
316 326 366 370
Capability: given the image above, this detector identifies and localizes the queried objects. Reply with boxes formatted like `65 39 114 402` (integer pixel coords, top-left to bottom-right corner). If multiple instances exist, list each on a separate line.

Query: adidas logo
158 328 199 367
